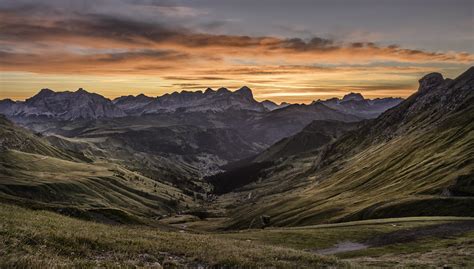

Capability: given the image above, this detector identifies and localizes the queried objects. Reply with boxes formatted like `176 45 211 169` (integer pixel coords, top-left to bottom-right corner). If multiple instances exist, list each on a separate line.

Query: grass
340 230 474 267
3 203 470 268
0 203 344 268
221 217 474 268
222 217 474 250
0 150 196 224
226 117 474 228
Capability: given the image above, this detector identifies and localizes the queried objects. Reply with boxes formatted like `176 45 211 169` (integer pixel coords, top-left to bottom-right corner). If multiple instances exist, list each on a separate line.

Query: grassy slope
228 110 474 228
226 70 474 228
45 133 206 194
223 217 473 250
253 120 360 163
0 150 195 224
0 115 200 223
0 115 85 161
0 203 343 268
2 202 471 268
222 217 474 268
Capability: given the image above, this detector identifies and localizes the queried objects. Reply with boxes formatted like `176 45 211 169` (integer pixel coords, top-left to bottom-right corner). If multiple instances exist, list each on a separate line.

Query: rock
342 92 365 101
418 72 444 93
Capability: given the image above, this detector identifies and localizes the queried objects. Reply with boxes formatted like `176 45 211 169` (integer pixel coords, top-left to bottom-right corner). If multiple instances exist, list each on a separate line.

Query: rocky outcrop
314 92 403 119
2 88 126 120
141 86 267 113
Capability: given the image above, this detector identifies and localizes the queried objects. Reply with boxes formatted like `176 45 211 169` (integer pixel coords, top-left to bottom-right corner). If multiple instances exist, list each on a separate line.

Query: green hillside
0 203 343 268
225 68 474 228
0 117 195 223
0 115 86 161
2 202 472 268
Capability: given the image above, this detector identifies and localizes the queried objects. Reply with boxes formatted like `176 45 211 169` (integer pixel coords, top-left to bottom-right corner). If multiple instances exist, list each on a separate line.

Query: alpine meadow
0 0 473 268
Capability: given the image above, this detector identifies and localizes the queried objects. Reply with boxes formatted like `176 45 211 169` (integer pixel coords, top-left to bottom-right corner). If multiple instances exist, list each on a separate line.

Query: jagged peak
342 92 364 101
0 98 15 103
216 87 230 94
262 100 277 105
235 86 253 98
418 72 444 92
237 86 251 91
76 88 88 93
26 88 55 103
204 87 215 94
38 88 54 95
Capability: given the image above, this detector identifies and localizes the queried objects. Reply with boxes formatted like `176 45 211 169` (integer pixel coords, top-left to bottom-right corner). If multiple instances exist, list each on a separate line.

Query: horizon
4 85 409 104
1 1 473 267
1 0 473 103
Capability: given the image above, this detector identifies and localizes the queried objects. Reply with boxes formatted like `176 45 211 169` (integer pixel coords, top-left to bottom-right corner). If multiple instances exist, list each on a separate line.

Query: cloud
1 5 472 65
0 3 472 103
148 5 208 17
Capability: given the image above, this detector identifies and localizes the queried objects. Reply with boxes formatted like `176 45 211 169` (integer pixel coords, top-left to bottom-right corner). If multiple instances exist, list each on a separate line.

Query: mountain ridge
1 87 403 121
224 66 474 228
314 92 403 119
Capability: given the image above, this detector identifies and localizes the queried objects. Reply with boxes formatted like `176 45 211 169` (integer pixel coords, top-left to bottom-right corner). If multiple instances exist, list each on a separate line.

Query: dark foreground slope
226 67 474 228
254 120 362 162
0 203 343 268
0 115 87 162
207 120 361 194
3 88 367 181
0 116 195 223
3 202 473 268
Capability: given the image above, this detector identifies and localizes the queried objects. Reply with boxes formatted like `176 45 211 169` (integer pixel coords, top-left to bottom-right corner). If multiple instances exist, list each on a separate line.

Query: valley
0 67 473 268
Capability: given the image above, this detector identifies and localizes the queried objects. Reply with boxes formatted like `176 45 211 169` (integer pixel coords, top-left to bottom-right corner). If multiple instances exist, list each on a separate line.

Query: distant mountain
224 67 474 228
341 92 364 101
1 88 126 120
253 120 362 162
0 87 276 121
113 93 155 114
0 115 85 161
0 88 400 122
242 102 361 145
319 70 473 166
261 100 290 111
0 99 21 116
0 115 195 223
0 86 402 182
141 86 267 113
314 92 403 119
207 119 361 194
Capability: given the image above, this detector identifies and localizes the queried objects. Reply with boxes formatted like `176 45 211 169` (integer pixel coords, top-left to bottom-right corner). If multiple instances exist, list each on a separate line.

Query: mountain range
315 92 403 118
0 67 472 268
2 68 471 222
0 87 401 121
0 87 401 181
223 67 474 228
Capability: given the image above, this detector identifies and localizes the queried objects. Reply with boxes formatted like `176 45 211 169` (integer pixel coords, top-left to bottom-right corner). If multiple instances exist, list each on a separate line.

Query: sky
0 0 473 103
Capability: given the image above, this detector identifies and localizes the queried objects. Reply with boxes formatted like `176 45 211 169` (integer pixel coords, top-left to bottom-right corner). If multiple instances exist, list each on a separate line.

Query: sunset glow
1 0 473 103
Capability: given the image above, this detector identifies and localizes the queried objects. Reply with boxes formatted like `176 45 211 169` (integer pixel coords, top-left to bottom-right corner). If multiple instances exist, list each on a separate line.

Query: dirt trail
315 242 368 255
315 220 474 255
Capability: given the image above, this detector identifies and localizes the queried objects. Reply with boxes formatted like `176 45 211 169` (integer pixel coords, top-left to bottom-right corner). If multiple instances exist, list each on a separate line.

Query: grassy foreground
0 203 344 268
223 217 474 268
2 202 474 268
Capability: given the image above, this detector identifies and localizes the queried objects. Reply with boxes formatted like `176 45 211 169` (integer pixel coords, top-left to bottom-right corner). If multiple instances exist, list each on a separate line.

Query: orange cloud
0 5 472 103
1 7 472 68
